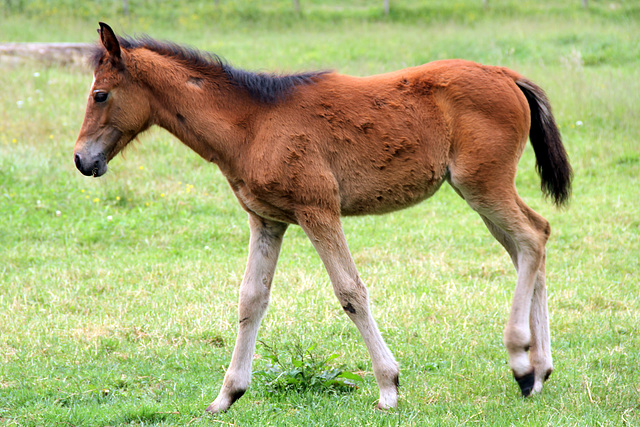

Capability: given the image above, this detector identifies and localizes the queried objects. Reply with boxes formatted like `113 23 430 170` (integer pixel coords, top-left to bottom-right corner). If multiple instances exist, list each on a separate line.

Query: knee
334 276 369 315
238 283 270 320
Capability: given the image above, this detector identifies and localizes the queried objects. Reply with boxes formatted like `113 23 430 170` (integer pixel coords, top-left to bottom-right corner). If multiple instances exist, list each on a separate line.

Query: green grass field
1 1 639 425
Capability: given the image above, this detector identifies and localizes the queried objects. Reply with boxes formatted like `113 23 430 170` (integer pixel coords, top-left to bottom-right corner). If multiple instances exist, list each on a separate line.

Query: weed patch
254 342 363 394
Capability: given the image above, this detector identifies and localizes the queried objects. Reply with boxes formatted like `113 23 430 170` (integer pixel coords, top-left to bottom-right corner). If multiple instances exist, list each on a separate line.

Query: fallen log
0 43 94 66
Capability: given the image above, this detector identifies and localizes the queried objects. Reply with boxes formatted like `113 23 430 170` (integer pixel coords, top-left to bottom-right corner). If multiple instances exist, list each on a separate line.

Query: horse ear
98 22 121 60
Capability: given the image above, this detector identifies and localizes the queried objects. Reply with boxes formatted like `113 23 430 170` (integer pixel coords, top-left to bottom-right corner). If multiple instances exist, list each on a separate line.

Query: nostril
92 160 101 175
74 153 82 169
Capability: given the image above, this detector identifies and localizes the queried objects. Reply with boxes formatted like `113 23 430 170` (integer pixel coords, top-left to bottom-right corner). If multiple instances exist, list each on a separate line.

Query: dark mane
90 35 329 104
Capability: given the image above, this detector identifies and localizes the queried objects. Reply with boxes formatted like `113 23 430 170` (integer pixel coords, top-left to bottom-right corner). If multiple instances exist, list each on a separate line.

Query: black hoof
514 370 535 397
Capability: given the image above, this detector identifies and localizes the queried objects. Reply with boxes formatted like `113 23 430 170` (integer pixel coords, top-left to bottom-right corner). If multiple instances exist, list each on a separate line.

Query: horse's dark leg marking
342 302 356 314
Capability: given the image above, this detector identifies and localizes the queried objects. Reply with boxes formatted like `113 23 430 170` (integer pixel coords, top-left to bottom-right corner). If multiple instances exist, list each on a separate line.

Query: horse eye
93 91 109 103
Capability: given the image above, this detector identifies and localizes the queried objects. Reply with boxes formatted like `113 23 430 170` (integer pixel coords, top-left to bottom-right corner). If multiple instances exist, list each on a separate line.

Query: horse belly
338 161 448 216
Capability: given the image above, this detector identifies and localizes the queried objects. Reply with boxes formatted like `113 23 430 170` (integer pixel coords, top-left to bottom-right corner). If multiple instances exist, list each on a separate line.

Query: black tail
516 79 573 206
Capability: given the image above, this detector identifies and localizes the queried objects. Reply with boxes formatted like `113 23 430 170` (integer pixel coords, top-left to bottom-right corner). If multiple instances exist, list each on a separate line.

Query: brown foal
74 23 572 412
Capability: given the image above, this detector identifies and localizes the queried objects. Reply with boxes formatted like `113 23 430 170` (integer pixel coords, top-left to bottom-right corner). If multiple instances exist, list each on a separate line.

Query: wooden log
0 43 94 67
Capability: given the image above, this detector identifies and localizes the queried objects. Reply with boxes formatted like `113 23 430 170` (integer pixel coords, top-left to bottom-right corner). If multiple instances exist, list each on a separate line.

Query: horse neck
131 50 257 174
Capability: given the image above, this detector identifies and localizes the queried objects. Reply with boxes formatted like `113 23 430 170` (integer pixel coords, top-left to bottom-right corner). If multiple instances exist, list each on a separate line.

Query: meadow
1 1 639 425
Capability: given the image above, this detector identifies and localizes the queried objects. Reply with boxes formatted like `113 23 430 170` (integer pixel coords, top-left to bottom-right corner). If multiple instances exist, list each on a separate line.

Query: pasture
1 1 639 425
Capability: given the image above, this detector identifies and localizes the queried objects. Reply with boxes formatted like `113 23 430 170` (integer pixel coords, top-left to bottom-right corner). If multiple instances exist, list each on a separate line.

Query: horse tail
516 79 573 206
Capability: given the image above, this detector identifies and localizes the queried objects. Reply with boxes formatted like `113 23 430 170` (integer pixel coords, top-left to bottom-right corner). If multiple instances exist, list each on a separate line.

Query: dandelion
12 138 17 144
160 193 165 198
81 189 85 193
93 197 100 203
49 134 54 139
145 202 150 206
116 196 121 201
139 165 144 170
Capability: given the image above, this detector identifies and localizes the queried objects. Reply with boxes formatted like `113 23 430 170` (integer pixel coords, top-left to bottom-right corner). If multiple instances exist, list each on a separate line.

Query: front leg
297 208 400 410
206 214 288 413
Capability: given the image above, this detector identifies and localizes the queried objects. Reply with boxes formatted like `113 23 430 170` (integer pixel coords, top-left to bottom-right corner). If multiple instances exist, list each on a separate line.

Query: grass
1 1 639 425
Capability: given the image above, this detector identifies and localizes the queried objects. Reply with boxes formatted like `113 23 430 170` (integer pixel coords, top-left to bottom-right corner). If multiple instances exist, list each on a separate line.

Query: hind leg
480 212 553 395
529 261 553 393
449 175 552 396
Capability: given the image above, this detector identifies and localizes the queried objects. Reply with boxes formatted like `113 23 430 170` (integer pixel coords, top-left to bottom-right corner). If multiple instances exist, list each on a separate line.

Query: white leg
449 160 553 397
529 260 553 393
503 244 542 394
483 203 550 397
298 210 399 410
476 203 550 396
206 214 288 413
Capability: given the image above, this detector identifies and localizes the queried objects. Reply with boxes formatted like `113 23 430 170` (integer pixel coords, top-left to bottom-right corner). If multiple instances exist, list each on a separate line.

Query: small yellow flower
93 198 100 203
81 189 85 193
116 196 121 201
12 138 17 143
145 202 150 206
49 134 54 139
139 166 144 170
160 193 165 198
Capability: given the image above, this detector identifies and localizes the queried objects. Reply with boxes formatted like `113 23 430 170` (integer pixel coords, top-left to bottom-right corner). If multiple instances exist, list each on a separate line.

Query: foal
74 23 572 412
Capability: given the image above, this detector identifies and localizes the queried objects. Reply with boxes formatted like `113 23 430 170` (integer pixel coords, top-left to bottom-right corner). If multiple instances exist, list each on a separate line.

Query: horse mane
89 35 329 103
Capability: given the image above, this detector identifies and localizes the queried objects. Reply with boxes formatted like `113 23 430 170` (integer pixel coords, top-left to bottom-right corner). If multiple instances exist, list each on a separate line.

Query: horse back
239 60 528 221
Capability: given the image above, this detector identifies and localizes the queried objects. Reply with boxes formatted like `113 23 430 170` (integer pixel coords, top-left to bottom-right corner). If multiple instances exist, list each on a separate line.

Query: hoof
376 401 397 412
514 370 535 397
376 379 399 411
205 389 246 414
205 402 226 414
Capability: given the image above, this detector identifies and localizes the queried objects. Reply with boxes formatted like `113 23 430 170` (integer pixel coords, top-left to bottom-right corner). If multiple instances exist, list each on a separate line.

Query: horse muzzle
74 151 108 177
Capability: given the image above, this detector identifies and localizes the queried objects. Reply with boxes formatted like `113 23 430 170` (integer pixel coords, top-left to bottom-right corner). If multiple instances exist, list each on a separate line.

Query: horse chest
227 178 298 224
